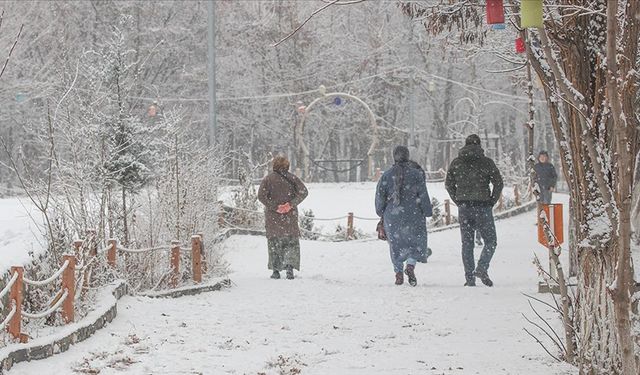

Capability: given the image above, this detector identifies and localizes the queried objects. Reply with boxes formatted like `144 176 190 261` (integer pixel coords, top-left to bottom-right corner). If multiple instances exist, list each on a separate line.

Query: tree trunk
576 249 622 374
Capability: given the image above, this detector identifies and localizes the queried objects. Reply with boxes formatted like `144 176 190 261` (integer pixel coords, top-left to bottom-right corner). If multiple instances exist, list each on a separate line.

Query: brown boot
395 272 404 285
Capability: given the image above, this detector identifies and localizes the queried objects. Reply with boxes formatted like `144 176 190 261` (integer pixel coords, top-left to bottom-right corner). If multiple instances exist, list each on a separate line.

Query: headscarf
391 146 410 205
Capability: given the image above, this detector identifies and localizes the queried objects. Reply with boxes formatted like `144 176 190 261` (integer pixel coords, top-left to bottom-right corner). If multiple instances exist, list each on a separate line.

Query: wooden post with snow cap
444 199 451 225
170 241 180 288
514 185 521 206
347 212 354 240
61 254 76 323
191 235 203 283
107 239 117 267
8 266 23 341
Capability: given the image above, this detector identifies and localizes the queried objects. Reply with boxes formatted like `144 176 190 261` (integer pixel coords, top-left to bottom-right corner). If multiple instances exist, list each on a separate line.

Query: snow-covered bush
299 209 318 240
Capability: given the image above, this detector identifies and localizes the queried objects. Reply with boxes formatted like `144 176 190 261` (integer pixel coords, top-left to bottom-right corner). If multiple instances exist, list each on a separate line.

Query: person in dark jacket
258 155 308 280
533 151 557 204
375 146 433 287
445 134 503 287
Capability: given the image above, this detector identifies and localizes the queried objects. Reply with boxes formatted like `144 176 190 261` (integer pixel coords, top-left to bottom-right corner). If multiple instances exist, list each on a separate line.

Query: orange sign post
537 203 564 292
538 204 563 247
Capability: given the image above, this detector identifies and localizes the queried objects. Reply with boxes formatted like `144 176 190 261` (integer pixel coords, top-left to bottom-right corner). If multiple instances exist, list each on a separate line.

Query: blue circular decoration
333 96 342 106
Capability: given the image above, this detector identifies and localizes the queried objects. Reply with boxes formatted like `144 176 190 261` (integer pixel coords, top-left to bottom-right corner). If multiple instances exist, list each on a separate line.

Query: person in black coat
446 134 503 287
533 151 557 204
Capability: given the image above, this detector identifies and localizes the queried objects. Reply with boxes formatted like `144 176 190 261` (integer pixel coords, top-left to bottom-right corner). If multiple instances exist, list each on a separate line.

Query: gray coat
375 162 433 263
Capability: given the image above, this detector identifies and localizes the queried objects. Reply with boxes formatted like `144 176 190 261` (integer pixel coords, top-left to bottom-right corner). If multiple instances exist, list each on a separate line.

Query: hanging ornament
428 81 436 92
520 0 543 29
515 37 526 53
333 96 342 106
486 0 505 25
491 23 506 30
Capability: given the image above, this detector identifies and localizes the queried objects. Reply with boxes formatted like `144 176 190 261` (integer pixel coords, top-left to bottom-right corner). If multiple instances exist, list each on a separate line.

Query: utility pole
207 0 217 147
409 23 416 154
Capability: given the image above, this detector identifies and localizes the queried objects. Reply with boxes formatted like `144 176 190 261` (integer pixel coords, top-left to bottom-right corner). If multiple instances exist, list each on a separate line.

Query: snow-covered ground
9 195 576 375
0 198 44 272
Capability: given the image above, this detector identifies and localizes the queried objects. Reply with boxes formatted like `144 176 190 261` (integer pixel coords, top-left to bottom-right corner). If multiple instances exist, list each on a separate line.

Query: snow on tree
400 1 639 373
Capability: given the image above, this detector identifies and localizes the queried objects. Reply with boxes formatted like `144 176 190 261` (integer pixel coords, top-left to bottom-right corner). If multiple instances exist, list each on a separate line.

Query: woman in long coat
375 146 432 286
258 156 308 280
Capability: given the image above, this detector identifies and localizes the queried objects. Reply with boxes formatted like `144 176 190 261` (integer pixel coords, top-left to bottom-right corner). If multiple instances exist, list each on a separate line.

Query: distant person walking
258 155 308 280
533 151 557 204
375 146 433 287
445 134 503 287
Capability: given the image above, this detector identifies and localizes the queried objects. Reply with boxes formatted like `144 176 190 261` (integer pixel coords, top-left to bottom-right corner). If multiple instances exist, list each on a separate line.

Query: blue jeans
458 204 497 277
391 257 416 273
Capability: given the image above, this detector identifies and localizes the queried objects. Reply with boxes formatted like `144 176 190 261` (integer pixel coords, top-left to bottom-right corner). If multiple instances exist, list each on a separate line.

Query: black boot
270 270 280 279
464 275 476 287
474 270 493 287
285 265 294 280
404 264 417 287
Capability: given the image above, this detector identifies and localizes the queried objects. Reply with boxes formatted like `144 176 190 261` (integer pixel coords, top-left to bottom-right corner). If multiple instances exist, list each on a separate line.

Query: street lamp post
207 0 217 147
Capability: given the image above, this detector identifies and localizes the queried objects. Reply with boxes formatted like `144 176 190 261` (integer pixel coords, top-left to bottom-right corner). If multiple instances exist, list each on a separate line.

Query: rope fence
0 233 209 343
22 289 69 320
0 303 16 331
220 184 530 240
0 272 19 304
23 260 70 287
116 245 170 254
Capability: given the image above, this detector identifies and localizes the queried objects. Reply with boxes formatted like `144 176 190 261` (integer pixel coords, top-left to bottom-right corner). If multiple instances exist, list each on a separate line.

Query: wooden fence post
347 212 354 240
498 194 504 211
170 241 180 288
8 266 23 341
61 255 76 323
107 239 117 267
192 235 202 283
514 185 521 206
444 199 451 225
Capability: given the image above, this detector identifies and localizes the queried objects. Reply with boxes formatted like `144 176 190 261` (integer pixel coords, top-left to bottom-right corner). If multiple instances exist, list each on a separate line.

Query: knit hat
465 134 481 146
393 145 410 163
538 150 549 156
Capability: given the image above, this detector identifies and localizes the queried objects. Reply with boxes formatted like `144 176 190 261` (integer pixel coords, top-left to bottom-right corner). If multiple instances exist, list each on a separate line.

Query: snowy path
10 209 577 374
